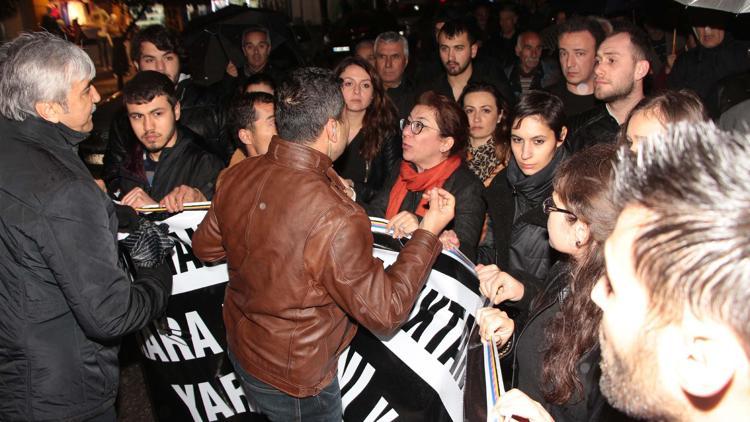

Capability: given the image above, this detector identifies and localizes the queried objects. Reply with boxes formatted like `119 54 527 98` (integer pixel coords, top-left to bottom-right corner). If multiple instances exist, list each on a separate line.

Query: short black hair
243 72 276 93
512 90 566 139
122 70 177 106
275 67 344 144
558 16 607 48
227 92 275 146
130 25 181 63
609 22 655 66
439 18 478 45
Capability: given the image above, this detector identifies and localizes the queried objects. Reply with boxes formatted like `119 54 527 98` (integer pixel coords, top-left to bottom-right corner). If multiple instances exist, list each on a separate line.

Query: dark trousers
229 350 342 422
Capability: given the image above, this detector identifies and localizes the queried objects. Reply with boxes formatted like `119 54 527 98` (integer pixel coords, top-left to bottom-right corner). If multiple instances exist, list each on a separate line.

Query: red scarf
386 155 462 219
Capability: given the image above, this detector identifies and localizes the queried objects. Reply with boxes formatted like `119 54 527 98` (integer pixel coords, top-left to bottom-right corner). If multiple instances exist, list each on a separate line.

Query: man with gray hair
0 32 172 421
193 67 456 420
375 31 416 119
591 122 750 420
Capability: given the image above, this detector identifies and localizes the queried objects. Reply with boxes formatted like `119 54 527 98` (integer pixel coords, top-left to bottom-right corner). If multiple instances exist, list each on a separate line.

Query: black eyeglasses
543 197 577 219
400 118 439 135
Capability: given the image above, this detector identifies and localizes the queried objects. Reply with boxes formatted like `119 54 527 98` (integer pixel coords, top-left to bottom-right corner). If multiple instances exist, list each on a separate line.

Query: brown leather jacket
193 137 442 398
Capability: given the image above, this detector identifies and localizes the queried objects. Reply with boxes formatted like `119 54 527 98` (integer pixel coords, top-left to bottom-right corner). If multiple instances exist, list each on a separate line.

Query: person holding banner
476 144 625 422
0 33 173 422
365 90 486 262
192 67 456 421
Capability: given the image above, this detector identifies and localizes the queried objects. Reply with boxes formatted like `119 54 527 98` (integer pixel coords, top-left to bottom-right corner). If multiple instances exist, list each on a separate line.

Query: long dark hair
541 143 619 405
459 83 512 166
334 56 399 162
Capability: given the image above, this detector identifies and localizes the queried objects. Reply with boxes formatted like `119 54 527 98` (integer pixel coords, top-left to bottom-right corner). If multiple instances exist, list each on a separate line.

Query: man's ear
325 118 338 143
133 60 140 72
173 100 181 121
677 318 741 400
238 128 254 145
471 43 479 59
634 59 650 81
34 101 62 124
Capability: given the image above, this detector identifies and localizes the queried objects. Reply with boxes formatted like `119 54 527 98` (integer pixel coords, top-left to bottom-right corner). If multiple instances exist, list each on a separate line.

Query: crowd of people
1 2 750 421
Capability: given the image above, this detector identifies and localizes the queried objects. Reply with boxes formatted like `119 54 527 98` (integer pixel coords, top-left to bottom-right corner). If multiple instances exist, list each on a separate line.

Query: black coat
418 57 515 105
365 161 486 262
0 117 171 421
116 126 224 201
334 130 402 203
564 105 620 154
504 58 561 101
103 77 229 195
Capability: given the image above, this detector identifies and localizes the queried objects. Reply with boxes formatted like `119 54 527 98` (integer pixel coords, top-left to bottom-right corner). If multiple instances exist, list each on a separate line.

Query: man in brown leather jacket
192 67 456 421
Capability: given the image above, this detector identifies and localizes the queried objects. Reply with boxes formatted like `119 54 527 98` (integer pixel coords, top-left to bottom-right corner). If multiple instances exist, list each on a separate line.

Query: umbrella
674 0 750 14
182 6 306 85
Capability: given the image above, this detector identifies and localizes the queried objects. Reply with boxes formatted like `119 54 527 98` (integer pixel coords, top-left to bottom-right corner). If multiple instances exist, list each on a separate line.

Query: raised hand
419 187 455 236
476 264 525 304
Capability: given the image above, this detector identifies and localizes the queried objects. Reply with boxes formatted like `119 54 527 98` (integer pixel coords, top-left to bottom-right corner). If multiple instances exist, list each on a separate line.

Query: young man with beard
591 122 750 421
565 24 650 153
547 17 606 118
118 71 224 213
420 19 513 104
104 24 229 196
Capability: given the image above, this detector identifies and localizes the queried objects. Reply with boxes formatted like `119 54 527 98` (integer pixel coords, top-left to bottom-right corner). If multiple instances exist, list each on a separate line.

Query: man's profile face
591 205 681 420
137 42 180 84
375 41 408 87
439 31 476 77
516 33 542 73
558 31 597 86
247 102 276 155
243 31 271 72
57 79 101 132
594 33 638 102
126 95 180 155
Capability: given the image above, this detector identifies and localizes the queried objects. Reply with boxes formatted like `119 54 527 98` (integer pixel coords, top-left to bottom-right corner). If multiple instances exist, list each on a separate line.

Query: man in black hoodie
0 32 172 422
116 71 224 213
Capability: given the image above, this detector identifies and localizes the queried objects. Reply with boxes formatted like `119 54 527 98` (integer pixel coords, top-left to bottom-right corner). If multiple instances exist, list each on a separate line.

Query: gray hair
242 25 271 46
612 121 750 356
374 31 409 59
0 32 95 121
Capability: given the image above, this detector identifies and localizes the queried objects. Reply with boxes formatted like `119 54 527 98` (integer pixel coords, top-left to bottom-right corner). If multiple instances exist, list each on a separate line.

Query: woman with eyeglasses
365 91 485 261
460 83 512 187
466 144 624 422
333 56 401 202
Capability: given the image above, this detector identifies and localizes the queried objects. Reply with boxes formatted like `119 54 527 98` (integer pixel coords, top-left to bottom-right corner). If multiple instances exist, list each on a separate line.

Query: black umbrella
183 6 305 85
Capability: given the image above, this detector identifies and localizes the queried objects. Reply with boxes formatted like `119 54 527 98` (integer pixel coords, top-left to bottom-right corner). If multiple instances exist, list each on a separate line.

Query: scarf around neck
386 155 462 219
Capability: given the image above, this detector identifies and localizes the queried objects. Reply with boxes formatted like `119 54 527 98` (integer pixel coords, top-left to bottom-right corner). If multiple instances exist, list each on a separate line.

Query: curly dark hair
541 143 619 405
334 56 399 162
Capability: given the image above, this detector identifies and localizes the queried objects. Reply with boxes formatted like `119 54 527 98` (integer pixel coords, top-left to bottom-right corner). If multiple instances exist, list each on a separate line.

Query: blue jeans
229 350 342 422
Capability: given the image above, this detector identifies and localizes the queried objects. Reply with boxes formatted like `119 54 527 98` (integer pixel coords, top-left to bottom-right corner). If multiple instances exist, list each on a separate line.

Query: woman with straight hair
334 56 401 202
460 83 512 186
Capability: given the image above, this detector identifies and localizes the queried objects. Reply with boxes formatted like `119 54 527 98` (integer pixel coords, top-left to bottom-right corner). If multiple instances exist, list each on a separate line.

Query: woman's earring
575 240 582 248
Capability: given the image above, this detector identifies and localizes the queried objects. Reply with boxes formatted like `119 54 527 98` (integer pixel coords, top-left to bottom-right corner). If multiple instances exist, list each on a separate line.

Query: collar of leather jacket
266 136 333 175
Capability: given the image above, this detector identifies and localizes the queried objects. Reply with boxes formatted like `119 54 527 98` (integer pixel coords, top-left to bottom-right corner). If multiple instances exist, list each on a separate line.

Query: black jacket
115 126 224 201
0 117 171 421
334 130 402 203
418 57 515 105
386 78 418 121
668 37 750 117
366 162 486 262
564 105 620 154
103 77 229 194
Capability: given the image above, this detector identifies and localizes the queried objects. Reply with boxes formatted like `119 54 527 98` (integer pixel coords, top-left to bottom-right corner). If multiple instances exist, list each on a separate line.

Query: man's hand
160 185 206 213
476 264 524 304
476 307 514 345
386 211 419 239
493 389 554 422
419 187 455 236
121 187 158 210
438 229 460 251
226 60 238 77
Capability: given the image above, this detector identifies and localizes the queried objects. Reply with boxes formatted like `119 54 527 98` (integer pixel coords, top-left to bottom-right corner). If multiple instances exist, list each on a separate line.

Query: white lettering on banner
172 373 250 422
138 311 223 362
338 350 399 420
